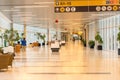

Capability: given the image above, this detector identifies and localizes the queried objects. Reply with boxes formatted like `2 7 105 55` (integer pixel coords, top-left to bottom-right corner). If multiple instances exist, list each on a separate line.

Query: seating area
32 42 40 47
50 40 66 52
0 54 14 70
0 40 65 70
0 46 15 70
51 41 60 52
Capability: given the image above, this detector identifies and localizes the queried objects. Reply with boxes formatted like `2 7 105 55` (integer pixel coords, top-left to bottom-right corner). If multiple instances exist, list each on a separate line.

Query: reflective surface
0 41 120 80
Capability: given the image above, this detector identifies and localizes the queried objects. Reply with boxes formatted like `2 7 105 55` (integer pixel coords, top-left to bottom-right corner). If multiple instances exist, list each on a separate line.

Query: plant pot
90 45 94 49
118 48 120 55
84 44 86 47
38 43 41 46
88 40 95 49
97 45 102 50
42 43 45 46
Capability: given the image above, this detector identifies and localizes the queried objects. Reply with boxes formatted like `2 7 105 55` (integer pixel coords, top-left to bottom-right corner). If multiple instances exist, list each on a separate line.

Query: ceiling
0 0 119 32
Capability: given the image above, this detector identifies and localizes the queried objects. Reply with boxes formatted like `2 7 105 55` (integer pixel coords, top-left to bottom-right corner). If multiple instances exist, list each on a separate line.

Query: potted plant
40 34 46 45
95 32 103 50
117 27 120 55
34 32 41 40
3 27 20 46
35 32 46 46
88 40 95 49
53 34 57 40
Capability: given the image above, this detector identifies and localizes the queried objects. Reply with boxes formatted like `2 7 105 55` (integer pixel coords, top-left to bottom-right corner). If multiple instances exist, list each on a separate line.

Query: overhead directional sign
55 0 106 7
54 0 120 12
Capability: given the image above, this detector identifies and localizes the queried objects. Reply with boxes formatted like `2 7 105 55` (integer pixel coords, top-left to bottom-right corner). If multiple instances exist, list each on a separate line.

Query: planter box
97 45 102 50
84 44 86 47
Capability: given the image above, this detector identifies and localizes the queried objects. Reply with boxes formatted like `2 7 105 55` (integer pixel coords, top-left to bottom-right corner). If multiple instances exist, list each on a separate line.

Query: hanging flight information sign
55 0 106 6
54 0 120 12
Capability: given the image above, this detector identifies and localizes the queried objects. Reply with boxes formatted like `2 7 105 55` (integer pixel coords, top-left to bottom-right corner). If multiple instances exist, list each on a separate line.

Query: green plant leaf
3 28 20 46
117 32 120 43
95 32 103 44
88 40 95 47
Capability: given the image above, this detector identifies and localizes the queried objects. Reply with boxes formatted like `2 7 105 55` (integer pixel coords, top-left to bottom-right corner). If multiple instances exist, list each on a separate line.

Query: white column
47 28 51 44
23 24 27 38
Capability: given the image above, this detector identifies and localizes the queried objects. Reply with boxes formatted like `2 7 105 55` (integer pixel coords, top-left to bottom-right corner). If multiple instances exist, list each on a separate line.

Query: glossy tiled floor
0 41 120 80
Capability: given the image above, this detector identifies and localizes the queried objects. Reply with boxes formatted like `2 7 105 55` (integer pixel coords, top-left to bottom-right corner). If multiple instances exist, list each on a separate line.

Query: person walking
21 38 27 52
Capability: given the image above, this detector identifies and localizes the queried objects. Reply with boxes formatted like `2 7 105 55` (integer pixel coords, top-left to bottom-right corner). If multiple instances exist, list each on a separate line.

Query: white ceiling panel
0 0 119 32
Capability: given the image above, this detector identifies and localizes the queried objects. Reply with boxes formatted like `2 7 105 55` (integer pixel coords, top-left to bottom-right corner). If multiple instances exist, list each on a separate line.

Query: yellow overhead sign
55 0 120 6
54 0 120 13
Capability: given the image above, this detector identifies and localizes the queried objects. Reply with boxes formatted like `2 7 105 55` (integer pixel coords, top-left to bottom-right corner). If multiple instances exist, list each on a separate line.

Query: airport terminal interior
0 0 120 80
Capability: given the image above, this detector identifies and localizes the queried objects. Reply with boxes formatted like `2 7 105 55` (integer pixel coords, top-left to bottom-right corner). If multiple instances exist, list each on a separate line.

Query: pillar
56 24 59 40
47 28 51 45
23 24 27 38
56 31 58 40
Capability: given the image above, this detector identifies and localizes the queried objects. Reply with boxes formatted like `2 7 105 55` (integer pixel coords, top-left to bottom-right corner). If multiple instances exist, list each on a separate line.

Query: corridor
0 41 120 80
